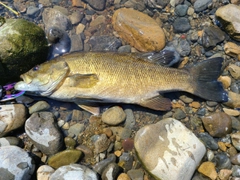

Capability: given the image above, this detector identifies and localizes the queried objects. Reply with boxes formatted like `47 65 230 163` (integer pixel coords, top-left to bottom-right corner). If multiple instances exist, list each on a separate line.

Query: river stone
0 104 27 137
197 161 217 180
49 164 98 180
0 145 35 180
0 18 48 84
37 165 55 180
228 64 240 80
112 8 165 52
134 118 206 180
102 106 126 125
48 149 82 169
0 137 23 147
83 0 106 11
28 101 50 114
194 0 212 12
201 112 232 137
224 42 240 59
216 4 240 41
25 112 63 155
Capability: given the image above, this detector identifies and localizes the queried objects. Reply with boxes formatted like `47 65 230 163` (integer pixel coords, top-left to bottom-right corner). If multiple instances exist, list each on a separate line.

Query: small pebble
122 138 134 152
198 161 218 180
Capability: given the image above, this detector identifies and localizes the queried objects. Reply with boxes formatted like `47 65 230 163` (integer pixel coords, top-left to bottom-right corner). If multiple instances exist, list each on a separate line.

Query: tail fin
188 57 228 102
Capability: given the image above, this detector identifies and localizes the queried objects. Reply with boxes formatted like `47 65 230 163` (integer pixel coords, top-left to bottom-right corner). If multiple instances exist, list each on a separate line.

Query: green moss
0 19 49 84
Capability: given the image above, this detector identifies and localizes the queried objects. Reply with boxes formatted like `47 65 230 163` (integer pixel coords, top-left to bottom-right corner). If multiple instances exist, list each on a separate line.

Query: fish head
14 60 69 96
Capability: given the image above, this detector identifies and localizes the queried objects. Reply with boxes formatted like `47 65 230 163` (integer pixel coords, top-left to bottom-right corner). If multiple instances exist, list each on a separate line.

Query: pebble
216 4 240 41
84 0 106 11
225 91 240 108
127 169 144 180
218 169 232 180
223 108 240 116
232 165 240 177
37 165 55 180
93 134 111 153
48 149 82 169
193 0 212 12
69 11 84 25
101 163 123 180
119 152 133 172
110 127 132 140
198 132 219 150
26 6 40 18
0 104 27 137
179 95 193 103
25 112 63 155
122 138 134 152
214 152 232 170
49 164 98 180
201 112 232 138
70 34 83 52
68 123 85 136
173 17 191 33
175 39 191 56
0 145 35 180
197 161 218 180
28 101 50 114
124 109 136 129
175 4 188 17
218 76 231 89
134 118 206 180
231 153 240 165
173 108 186 120
93 153 116 174
231 132 240 151
112 8 165 52
102 106 126 125
90 15 106 27
76 23 85 34
224 42 240 60
228 64 240 80
89 35 122 51
117 173 131 180
0 136 23 147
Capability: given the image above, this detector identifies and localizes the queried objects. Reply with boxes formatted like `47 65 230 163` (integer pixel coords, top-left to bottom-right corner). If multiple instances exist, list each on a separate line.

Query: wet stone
93 153 116 174
101 163 123 180
25 112 63 155
93 134 111 153
194 0 212 12
231 153 240 165
122 138 134 152
119 152 134 172
27 6 40 18
232 165 240 177
179 95 193 104
175 4 188 17
231 132 240 151
0 146 35 180
0 136 23 147
49 164 98 180
173 108 186 120
118 45 131 53
68 123 85 137
37 165 55 180
173 17 191 33
197 132 219 150
89 35 122 51
225 91 240 109
48 149 82 169
69 11 84 25
198 161 218 180
124 109 135 129
28 101 50 114
70 34 83 52
214 152 232 170
117 173 131 180
127 169 144 180
201 112 232 138
84 0 106 11
102 106 126 126
175 39 191 56
134 118 206 180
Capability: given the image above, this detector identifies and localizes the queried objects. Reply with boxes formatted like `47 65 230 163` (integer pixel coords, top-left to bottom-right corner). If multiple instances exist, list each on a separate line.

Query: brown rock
228 64 240 79
201 112 232 138
218 76 231 89
117 173 131 180
231 132 240 151
224 91 240 108
216 4 240 41
224 42 240 60
231 153 240 165
223 108 240 116
198 161 217 180
218 142 227 152
112 8 165 52
218 169 232 180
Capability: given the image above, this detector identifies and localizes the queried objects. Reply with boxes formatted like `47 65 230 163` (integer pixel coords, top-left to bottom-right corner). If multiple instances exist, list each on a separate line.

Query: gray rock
232 165 240 177
214 152 232 170
69 11 84 25
89 35 122 51
0 146 35 180
173 17 191 33
175 39 191 56
0 137 23 147
119 152 134 172
173 108 186 120
92 134 111 153
134 118 206 180
42 8 72 31
194 0 212 12
124 109 136 129
118 45 131 53
175 4 188 17
26 6 40 17
83 0 106 11
102 106 126 125
110 127 132 140
0 104 27 137
93 154 116 174
28 101 50 114
68 123 85 136
25 112 63 155
101 163 122 180
197 132 219 150
70 34 84 52
127 169 144 180
144 0 170 8
49 164 98 180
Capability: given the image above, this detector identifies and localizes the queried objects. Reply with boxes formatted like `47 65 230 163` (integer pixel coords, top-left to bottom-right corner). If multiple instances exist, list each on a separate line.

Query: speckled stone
134 118 206 180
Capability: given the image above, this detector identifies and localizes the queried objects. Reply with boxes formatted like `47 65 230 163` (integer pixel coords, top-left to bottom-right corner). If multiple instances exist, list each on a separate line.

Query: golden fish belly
50 52 193 103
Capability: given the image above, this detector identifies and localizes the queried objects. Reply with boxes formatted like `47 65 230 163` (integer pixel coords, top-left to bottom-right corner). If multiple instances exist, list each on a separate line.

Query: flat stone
102 106 126 125
223 108 240 116
194 0 212 12
112 8 165 52
28 101 50 114
0 104 27 137
134 118 206 180
224 42 240 60
25 112 63 155
0 146 35 180
48 150 82 169
216 4 240 41
83 0 106 11
228 64 240 80
49 164 98 180
198 161 218 180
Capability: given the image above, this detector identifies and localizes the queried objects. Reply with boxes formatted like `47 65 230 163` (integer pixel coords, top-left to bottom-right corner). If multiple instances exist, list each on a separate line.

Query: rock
174 39 191 56
127 169 144 180
197 161 218 180
76 144 93 158
112 8 165 52
110 127 132 140
144 0 170 9
197 132 219 150
122 138 134 152
27 6 40 18
218 169 232 180
83 0 106 11
134 118 206 180
64 137 76 149
0 104 27 137
42 8 72 31
93 154 116 174
68 123 85 137
231 153 240 165
117 173 131 180
223 108 240 116
224 42 240 60
119 152 134 172
173 17 191 33
201 112 232 138
37 165 55 180
48 149 82 169
102 106 126 125
228 64 240 80
49 164 98 180
173 108 186 120
29 101 50 114
124 109 136 129
89 35 122 51
0 136 23 147
231 132 240 151
175 4 188 17
92 134 111 153
76 24 85 34
200 25 225 48
69 11 84 25
25 112 63 155
70 34 83 52
101 163 123 180
216 4 240 41
214 152 232 170
0 146 35 180
225 91 240 108
90 15 106 27
0 18 48 84
218 76 231 89
232 165 240 177
194 0 212 12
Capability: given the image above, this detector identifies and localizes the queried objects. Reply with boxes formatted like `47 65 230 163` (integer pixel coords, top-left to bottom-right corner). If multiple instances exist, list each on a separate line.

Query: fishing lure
0 83 25 102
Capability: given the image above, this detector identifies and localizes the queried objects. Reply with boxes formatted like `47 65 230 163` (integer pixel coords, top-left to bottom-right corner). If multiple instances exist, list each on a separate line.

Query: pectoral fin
67 74 99 88
77 104 100 115
138 96 172 111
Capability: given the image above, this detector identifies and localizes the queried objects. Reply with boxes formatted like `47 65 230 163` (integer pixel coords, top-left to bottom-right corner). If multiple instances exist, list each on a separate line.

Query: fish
14 51 228 115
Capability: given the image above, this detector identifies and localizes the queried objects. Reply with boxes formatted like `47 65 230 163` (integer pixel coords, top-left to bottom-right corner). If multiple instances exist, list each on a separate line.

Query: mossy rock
0 18 49 84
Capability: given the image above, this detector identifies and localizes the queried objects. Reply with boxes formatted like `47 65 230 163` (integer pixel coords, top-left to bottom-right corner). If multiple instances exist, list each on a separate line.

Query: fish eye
32 65 39 71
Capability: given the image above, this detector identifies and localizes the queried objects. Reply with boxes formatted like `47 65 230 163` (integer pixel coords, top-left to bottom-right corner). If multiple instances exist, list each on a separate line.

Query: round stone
102 106 126 125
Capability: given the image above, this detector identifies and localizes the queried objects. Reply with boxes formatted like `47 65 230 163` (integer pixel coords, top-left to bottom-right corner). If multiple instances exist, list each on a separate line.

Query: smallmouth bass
14 52 228 114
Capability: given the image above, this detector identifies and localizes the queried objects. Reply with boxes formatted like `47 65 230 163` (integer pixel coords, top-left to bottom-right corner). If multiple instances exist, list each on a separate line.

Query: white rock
0 145 35 180
49 164 98 180
37 165 55 180
134 118 206 180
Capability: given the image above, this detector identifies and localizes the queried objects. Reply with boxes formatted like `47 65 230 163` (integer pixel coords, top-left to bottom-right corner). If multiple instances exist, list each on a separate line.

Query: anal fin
138 95 172 111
